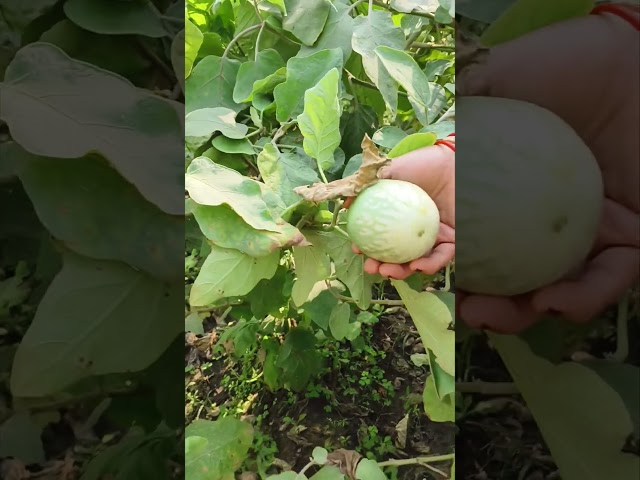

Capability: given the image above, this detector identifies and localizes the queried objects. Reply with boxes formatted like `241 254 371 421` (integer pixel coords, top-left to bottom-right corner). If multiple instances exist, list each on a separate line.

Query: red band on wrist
591 3 640 30
435 138 455 152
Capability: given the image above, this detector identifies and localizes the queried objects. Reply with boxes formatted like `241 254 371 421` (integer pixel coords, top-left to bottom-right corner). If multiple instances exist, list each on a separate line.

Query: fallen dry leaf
326 448 363 479
293 135 389 203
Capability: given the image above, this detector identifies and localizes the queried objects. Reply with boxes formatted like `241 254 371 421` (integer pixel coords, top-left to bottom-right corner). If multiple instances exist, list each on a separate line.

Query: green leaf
420 120 456 139
391 281 454 376
0 413 45 464
262 337 282 390
274 48 343 122
282 0 331 46
328 302 351 341
343 154 363 178
338 104 378 161
391 0 439 14
172 28 187 93
276 327 322 391
291 246 331 307
387 132 437 158
185 313 205 335
185 157 281 232
18 151 183 282
423 349 455 422
64 0 168 37
307 230 373 310
212 136 255 155
297 68 342 171
189 245 280 306
372 126 408 149
0 0 59 30
10 252 182 397
191 202 304 257
39 19 151 81
185 55 243 114
352 10 405 115
303 289 339 330
0 43 183 215
257 143 321 206
490 333 640 480
185 17 204 77
374 46 431 126
233 49 286 103
298 0 355 62
185 417 253 480
81 425 175 480
355 458 387 480
265 0 287 14
185 107 249 150
480 0 594 47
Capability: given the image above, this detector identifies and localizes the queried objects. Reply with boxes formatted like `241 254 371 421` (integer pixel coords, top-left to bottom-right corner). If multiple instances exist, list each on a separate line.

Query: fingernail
378 166 391 179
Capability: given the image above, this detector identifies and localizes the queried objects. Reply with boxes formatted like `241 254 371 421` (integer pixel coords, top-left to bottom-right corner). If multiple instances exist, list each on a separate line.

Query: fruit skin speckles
345 179 440 264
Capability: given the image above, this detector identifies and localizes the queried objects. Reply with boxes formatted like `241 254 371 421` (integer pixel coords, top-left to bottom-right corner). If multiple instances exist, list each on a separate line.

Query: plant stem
221 23 263 64
377 453 455 468
347 0 368 14
345 69 409 97
329 200 343 228
443 262 451 292
255 23 266 60
411 42 454 51
370 0 435 19
327 284 405 306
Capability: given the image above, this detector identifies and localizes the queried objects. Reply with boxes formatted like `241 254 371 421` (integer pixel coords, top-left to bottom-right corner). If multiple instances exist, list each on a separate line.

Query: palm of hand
350 144 455 280
458 13 639 333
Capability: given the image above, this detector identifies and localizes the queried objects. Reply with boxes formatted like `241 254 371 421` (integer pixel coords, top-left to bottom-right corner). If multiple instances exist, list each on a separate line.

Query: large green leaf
0 0 59 30
17 149 183 282
352 10 405 115
273 48 343 122
276 327 322 391
392 281 454 375
282 0 331 46
297 68 342 171
185 107 248 151
306 230 373 310
257 143 320 207
298 0 355 62
185 17 204 77
189 245 280 306
0 43 183 215
185 417 253 480
291 245 331 307
190 202 304 257
185 55 243 114
64 0 168 37
185 157 282 232
233 49 285 103
10 252 182 398
375 46 431 126
491 333 640 480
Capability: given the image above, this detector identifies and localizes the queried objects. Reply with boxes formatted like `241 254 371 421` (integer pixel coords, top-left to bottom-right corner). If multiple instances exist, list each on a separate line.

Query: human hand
458 10 639 333
345 141 455 280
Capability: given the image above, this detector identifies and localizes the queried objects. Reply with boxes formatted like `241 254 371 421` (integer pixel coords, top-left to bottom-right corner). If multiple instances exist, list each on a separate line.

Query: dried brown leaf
293 135 389 203
326 448 363 479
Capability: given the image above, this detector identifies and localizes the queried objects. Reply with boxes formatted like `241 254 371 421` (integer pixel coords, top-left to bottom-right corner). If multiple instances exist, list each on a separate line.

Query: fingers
343 196 354 209
458 293 541 334
409 242 455 275
532 246 640 323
